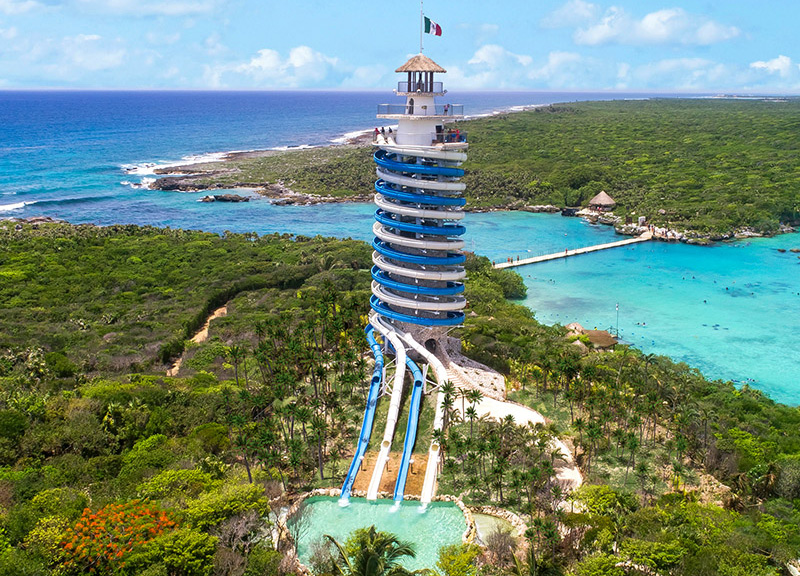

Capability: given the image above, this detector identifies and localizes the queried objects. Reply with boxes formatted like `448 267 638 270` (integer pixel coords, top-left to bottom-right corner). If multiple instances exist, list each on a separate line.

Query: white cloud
528 51 582 81
75 0 219 16
339 64 389 88
448 45 589 89
0 0 40 14
574 6 623 45
542 0 599 28
0 26 17 39
468 44 532 68
574 6 739 46
205 45 342 88
630 57 728 89
61 34 126 71
146 31 181 45
204 32 227 56
750 55 793 78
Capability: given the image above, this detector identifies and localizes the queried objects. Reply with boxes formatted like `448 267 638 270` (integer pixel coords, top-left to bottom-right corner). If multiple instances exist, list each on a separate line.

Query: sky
1 0 799 92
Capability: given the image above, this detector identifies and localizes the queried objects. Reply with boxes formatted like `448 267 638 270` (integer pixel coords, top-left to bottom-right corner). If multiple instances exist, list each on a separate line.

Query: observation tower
370 54 468 332
340 51 468 507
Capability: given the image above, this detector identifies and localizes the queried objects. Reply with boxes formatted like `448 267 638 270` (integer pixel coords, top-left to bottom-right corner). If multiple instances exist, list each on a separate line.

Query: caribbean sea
1 90 797 404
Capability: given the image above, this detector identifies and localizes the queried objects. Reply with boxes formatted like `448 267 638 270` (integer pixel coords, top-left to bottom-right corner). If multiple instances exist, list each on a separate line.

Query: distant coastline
142 96 799 246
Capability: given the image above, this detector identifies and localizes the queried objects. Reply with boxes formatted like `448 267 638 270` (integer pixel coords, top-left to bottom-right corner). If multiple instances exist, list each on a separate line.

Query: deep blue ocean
1 90 798 404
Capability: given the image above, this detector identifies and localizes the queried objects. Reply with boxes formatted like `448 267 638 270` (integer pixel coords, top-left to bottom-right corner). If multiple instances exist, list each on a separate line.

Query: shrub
117 434 176 485
184 483 269 530
573 553 625 576
137 469 220 501
44 352 78 378
0 548 50 576
23 516 70 560
0 410 28 442
436 543 482 576
29 487 88 520
59 500 177 575
244 544 281 576
136 528 217 576
187 423 229 455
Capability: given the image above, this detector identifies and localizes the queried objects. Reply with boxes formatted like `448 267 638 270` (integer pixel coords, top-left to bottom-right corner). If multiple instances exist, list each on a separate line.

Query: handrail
374 149 465 178
370 295 465 327
377 104 463 117
397 81 444 93
432 131 468 144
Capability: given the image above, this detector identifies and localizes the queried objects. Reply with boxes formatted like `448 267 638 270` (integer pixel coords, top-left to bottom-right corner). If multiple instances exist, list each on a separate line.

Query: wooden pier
493 231 652 269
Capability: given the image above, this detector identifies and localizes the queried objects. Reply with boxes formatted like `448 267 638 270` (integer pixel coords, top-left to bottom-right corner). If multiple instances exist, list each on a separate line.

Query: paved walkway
493 230 652 269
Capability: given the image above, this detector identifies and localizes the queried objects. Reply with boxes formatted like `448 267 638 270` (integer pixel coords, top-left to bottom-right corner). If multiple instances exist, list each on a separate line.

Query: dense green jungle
160 98 800 237
1 222 799 576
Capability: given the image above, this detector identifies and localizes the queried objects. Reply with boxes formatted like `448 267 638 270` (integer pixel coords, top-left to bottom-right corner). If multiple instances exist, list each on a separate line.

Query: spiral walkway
369 148 467 327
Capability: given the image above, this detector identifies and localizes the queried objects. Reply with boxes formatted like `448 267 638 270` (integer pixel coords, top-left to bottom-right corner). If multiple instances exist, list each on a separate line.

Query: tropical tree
325 525 424 576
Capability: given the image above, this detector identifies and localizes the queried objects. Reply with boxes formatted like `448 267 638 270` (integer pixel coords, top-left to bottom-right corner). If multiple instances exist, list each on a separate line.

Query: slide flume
393 356 424 503
366 319 408 500
339 324 383 503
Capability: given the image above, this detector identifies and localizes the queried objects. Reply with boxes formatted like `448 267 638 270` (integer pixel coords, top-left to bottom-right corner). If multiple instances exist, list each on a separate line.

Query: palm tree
572 417 585 453
440 382 456 431
465 405 478 438
227 344 244 387
466 389 483 411
325 525 423 576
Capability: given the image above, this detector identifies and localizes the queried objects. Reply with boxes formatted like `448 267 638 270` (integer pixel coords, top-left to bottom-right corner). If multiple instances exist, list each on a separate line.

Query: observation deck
395 80 446 96
376 103 464 121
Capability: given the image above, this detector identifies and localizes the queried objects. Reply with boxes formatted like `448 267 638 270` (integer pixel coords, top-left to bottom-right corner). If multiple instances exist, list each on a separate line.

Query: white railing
397 81 444 93
377 104 464 116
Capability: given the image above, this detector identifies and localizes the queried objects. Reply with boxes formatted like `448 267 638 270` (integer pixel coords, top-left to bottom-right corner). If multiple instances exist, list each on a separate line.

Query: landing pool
291 496 467 571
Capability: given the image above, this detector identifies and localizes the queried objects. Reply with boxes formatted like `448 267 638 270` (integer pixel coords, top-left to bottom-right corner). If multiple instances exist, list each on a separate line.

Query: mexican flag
424 16 442 36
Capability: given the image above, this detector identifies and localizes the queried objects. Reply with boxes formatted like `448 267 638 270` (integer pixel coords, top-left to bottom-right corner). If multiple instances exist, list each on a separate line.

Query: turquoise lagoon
292 497 466 571
468 212 799 405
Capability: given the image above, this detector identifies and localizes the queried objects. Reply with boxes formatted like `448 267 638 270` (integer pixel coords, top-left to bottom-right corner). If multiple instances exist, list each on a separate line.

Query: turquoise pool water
292 496 466 571
472 513 516 545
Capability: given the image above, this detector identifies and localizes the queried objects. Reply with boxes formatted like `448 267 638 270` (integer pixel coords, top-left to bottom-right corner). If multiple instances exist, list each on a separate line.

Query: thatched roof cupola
395 54 447 73
396 54 446 94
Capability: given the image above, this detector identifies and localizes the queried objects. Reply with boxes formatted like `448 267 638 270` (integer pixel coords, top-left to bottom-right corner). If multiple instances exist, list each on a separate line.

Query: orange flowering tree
60 500 177 574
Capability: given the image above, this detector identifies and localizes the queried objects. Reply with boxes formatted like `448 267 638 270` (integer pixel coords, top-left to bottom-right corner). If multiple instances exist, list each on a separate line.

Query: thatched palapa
588 191 616 209
396 54 447 73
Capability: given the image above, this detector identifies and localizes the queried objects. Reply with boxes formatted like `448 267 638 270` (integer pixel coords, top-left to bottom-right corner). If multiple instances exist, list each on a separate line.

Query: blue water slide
371 266 464 296
372 239 465 266
370 295 465 327
375 210 466 236
375 180 466 207
374 149 465 178
393 356 424 503
340 325 383 501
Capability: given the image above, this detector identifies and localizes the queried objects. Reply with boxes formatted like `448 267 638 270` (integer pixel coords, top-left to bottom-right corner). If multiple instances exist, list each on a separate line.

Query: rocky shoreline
148 144 797 245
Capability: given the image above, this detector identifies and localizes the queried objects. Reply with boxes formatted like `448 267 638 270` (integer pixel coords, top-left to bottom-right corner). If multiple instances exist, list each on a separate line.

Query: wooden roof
396 54 447 73
589 191 616 207
585 330 618 349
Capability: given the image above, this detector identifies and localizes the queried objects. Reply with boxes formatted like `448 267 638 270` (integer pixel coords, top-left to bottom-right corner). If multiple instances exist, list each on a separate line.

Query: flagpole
420 0 424 53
